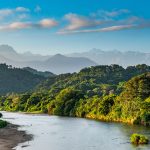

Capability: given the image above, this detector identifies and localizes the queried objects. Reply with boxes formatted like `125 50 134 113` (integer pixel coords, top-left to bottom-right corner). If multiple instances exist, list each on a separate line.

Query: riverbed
2 112 150 150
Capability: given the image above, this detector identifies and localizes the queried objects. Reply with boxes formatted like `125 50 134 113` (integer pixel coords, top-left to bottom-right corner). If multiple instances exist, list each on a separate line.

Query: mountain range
0 45 97 74
0 45 150 74
69 48 150 67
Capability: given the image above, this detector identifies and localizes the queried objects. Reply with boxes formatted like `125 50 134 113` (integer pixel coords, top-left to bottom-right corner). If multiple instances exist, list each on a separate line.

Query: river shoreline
0 123 32 150
4 111 150 126
1 112 150 150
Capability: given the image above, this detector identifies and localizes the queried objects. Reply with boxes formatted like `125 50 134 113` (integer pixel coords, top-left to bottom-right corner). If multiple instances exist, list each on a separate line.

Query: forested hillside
0 64 45 94
0 64 150 126
23 67 55 78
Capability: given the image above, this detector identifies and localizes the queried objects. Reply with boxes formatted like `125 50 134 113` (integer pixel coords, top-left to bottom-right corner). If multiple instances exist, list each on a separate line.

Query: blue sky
0 0 149 54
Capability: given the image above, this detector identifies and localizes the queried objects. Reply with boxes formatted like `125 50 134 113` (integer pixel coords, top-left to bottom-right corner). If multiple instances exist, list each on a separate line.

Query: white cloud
100 25 135 31
15 7 30 12
0 19 58 31
0 8 149 34
91 9 130 18
58 9 150 35
0 7 30 20
0 9 12 16
58 23 150 34
0 9 14 20
60 11 132 34
63 13 103 31
39 19 58 28
57 25 136 34
0 22 31 30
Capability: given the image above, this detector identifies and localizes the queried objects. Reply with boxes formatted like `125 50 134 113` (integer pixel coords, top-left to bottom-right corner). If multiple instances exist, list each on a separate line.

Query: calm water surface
2 112 150 150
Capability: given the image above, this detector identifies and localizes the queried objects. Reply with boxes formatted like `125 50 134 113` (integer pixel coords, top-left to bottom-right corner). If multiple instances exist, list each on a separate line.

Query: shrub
141 113 150 126
0 113 3 118
0 119 7 128
130 133 149 145
98 95 115 115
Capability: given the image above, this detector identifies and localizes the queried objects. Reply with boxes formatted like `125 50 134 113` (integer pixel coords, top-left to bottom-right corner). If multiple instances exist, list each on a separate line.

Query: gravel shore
0 123 32 150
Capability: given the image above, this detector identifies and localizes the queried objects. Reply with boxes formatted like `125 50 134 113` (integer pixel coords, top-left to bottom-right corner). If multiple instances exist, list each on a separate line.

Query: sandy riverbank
0 123 32 150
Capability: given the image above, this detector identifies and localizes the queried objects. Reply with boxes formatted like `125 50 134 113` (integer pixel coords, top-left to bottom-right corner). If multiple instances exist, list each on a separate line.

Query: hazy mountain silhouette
0 45 51 62
0 45 97 74
69 48 150 67
1 45 150 74
42 54 97 74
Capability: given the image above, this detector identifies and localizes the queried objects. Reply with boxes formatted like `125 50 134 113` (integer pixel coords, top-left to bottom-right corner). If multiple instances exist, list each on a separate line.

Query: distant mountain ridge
0 45 50 62
68 48 150 67
0 45 97 74
1 45 150 74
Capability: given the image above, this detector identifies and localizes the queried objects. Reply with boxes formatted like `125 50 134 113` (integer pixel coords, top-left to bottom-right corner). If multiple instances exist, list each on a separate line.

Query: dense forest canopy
23 67 55 78
37 64 150 94
0 64 46 94
0 64 150 126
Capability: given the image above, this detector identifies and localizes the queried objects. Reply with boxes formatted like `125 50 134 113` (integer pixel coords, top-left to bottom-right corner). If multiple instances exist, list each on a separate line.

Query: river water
2 112 150 150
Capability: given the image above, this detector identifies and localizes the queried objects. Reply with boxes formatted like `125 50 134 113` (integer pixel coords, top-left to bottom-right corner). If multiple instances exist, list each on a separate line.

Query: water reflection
2 112 150 150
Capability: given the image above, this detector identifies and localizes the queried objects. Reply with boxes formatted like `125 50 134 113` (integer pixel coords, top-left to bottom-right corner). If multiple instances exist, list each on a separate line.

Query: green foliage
141 112 150 126
23 67 55 78
117 73 150 124
121 73 150 100
0 120 7 128
0 64 45 95
130 134 149 145
37 64 150 95
0 64 150 126
48 88 84 116
98 95 115 115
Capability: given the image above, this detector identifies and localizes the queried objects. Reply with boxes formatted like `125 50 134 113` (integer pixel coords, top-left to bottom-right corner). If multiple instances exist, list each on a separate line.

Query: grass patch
130 133 149 145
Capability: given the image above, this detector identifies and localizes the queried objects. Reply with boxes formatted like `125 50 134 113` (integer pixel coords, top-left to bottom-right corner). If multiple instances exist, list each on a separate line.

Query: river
2 112 150 150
